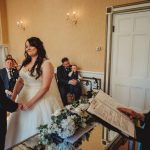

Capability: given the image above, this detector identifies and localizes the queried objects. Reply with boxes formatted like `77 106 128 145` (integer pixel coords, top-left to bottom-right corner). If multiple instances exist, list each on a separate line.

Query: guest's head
61 57 70 69
71 64 78 72
21 37 47 79
5 58 13 70
6 54 18 69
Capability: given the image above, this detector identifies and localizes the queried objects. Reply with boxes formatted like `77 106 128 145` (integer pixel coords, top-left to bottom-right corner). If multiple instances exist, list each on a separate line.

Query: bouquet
38 98 93 144
38 90 99 146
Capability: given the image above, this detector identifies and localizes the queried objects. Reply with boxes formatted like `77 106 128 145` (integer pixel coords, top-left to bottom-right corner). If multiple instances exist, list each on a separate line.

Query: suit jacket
0 68 19 91
69 71 80 80
57 65 71 87
0 76 18 150
135 111 150 150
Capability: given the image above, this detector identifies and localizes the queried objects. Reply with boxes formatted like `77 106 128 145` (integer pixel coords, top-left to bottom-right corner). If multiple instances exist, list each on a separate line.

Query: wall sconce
66 11 79 24
16 20 25 30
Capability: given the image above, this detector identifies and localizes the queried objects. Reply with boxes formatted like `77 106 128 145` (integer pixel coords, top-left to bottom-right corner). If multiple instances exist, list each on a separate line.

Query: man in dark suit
0 58 19 97
57 57 72 105
0 76 19 150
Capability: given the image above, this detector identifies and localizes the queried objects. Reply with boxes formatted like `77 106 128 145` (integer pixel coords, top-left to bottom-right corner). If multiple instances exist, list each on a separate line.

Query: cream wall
6 0 143 71
0 0 8 43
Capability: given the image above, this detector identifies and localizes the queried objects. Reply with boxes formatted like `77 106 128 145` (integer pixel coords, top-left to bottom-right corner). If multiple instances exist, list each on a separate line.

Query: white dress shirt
6 68 12 80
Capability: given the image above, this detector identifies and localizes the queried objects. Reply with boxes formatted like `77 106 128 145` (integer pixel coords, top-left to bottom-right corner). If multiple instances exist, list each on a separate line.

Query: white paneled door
111 11 150 112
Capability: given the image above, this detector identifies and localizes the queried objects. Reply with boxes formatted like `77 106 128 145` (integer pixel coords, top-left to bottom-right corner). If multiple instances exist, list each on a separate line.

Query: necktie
66 67 70 73
9 70 13 79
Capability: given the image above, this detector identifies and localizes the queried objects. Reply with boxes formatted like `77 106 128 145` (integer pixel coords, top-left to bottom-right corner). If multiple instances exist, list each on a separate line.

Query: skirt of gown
5 72 63 149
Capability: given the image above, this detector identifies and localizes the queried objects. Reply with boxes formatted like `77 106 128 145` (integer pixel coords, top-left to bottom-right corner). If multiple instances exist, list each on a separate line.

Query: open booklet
87 90 135 138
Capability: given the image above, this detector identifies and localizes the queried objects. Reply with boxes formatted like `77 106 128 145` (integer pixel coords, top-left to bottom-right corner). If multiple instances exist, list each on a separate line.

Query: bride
5 37 63 149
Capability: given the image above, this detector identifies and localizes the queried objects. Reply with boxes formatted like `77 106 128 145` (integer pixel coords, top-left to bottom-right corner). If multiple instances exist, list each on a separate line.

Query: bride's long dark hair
20 37 47 79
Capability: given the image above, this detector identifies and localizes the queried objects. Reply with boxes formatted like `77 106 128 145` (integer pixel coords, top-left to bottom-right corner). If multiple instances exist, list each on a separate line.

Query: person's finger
20 105 24 110
117 107 125 112
129 115 133 120
8 91 13 95
22 104 28 111
18 104 22 111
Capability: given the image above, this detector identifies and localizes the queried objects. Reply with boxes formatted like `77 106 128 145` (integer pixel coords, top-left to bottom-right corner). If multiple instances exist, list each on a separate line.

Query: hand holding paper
118 107 145 121
87 90 135 138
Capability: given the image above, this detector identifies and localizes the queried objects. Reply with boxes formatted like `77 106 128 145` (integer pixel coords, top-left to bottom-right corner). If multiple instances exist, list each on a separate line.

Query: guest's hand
68 80 74 85
5 90 13 96
72 79 77 85
68 80 77 85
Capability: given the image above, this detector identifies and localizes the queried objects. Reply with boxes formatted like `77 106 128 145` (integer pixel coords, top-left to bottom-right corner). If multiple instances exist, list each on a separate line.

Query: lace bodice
19 67 42 88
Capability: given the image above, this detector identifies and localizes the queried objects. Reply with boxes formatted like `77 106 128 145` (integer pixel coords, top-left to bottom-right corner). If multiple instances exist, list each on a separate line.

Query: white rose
74 107 82 115
78 103 90 110
54 109 61 116
89 98 94 103
66 105 72 110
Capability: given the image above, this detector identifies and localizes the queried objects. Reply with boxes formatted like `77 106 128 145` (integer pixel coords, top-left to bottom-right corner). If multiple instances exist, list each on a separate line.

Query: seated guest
0 58 19 97
68 64 82 101
57 57 72 105
6 54 18 70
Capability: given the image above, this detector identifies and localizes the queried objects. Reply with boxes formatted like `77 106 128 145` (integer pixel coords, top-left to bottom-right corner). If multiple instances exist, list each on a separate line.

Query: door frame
103 1 150 146
0 44 8 67
104 1 150 95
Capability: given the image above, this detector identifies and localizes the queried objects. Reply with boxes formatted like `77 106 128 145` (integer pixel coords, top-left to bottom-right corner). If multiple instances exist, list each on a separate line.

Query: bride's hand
21 101 34 111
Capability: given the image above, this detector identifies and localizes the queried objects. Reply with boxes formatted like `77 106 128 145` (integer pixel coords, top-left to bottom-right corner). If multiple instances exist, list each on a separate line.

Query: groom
0 76 20 150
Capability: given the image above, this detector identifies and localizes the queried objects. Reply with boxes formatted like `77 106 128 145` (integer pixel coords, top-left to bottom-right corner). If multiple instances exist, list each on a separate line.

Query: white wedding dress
5 61 63 149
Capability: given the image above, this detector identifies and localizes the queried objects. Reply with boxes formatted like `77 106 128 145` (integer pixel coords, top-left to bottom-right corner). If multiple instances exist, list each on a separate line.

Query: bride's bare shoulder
42 59 54 69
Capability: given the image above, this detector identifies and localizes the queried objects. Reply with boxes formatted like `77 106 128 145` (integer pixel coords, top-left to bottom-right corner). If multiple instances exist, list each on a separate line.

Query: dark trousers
58 85 69 106
0 123 7 150
69 82 81 100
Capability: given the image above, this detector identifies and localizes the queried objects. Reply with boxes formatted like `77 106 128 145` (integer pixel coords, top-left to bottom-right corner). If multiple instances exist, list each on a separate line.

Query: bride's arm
22 62 54 110
11 77 24 101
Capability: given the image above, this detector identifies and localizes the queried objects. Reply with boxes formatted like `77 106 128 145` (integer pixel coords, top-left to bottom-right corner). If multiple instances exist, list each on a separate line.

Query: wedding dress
5 61 63 149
